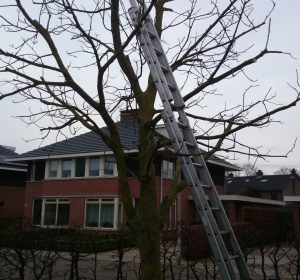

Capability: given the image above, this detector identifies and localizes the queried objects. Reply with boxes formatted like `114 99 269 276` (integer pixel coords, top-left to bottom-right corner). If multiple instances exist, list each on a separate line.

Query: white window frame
163 159 174 178
48 160 60 178
41 198 70 227
44 155 118 179
31 162 36 181
61 159 72 178
84 197 120 230
104 155 117 176
88 157 101 177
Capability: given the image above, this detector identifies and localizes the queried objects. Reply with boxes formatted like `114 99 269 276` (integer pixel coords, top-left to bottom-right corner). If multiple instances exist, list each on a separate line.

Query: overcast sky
0 0 299 175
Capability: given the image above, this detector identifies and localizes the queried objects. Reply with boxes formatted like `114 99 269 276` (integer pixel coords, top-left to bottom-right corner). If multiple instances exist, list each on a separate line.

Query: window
31 162 36 181
32 199 42 225
89 158 100 176
134 197 140 215
62 159 72 177
85 198 118 228
49 160 58 177
163 159 174 178
271 193 278 200
75 158 85 177
104 156 114 175
43 198 70 226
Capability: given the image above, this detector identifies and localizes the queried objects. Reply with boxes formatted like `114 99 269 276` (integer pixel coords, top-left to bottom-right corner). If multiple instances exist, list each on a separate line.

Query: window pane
104 156 114 175
49 160 58 177
75 158 85 177
57 204 70 226
163 160 168 176
271 193 278 200
134 198 140 215
100 204 114 228
32 199 42 225
62 160 72 177
168 161 174 178
44 204 57 225
89 158 100 176
31 163 36 181
85 204 99 227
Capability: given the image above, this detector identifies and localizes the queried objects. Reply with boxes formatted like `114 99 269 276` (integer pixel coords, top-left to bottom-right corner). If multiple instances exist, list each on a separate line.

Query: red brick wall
24 178 121 222
69 197 86 227
227 204 236 223
41 177 121 197
0 187 25 218
24 181 43 218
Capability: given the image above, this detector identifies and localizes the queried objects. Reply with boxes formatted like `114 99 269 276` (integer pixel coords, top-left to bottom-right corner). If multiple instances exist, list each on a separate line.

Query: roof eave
5 149 139 162
207 159 242 171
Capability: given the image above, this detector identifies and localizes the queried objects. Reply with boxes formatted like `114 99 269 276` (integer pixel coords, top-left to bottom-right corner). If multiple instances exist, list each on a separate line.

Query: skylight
261 179 268 182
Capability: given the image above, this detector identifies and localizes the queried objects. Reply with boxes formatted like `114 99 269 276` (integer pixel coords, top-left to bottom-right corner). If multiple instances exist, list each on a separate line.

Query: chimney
256 170 263 177
291 168 296 176
228 173 234 178
120 109 139 122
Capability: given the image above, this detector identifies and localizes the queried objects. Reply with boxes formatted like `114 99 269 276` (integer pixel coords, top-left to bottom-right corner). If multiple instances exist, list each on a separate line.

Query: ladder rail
128 1 251 279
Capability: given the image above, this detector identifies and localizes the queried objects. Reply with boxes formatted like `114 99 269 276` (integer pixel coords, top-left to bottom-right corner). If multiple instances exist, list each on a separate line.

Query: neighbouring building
226 170 300 202
6 111 241 229
0 145 27 219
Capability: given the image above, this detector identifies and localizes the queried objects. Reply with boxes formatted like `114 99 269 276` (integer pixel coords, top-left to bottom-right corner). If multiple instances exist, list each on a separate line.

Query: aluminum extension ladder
128 1 252 279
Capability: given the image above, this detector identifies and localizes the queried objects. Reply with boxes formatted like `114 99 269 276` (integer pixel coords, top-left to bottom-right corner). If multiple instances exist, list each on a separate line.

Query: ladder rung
210 207 220 211
193 162 202 168
219 231 229 235
177 122 187 129
185 141 195 148
167 83 176 91
171 104 186 110
161 65 169 73
146 29 156 39
154 47 162 56
229 254 239 260
201 184 211 189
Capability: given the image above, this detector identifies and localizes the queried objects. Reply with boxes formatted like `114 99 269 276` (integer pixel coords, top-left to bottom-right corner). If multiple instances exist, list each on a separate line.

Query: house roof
5 120 240 170
226 174 298 193
0 145 27 171
6 120 140 160
206 154 241 171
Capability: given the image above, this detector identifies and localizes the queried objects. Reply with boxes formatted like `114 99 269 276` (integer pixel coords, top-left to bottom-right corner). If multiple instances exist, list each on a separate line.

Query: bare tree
242 163 261 176
274 167 299 175
0 0 300 279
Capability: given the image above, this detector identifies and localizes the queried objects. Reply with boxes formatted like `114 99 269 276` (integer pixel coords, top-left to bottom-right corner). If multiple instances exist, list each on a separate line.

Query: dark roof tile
226 174 296 193
8 120 239 171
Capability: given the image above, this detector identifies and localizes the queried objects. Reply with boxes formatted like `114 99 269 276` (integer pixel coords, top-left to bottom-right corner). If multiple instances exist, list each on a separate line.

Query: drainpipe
177 172 182 265
160 156 163 203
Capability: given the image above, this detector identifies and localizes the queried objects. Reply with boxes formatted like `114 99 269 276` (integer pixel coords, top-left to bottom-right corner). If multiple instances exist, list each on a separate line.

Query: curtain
85 204 99 227
100 204 114 228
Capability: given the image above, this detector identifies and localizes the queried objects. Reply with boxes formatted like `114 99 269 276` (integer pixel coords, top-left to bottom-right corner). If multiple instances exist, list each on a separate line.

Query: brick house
220 170 300 223
6 112 241 229
0 145 27 219
225 170 300 202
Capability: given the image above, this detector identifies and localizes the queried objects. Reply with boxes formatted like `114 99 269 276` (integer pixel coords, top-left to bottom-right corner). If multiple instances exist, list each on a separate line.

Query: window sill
84 227 118 231
43 176 118 181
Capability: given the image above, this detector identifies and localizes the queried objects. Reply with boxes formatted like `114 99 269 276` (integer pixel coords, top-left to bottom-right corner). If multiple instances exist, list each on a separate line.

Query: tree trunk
136 108 164 280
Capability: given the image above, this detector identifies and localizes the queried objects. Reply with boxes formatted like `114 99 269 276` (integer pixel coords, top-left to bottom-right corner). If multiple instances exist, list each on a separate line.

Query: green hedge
0 227 135 253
